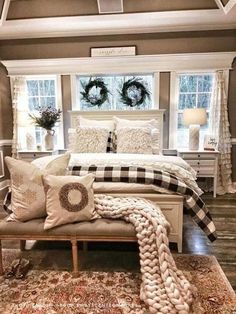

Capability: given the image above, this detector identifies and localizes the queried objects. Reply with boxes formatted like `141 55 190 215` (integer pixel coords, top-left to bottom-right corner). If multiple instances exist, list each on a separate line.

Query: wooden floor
0 193 236 291
182 193 236 292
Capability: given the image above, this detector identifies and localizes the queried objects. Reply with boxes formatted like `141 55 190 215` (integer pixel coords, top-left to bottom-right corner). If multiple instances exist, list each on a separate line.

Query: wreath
119 77 150 107
80 78 109 107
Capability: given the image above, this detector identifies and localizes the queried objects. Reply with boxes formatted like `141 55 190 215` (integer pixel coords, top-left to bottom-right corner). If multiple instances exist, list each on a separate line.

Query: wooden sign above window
90 46 136 57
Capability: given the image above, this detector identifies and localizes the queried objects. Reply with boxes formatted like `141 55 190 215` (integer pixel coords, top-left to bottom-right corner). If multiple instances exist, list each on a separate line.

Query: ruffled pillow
116 127 153 154
68 127 110 153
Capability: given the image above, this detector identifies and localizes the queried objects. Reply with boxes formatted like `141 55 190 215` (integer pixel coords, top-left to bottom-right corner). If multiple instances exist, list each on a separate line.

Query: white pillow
114 116 159 130
79 116 115 131
43 174 95 230
151 128 160 155
5 154 71 222
68 126 110 153
116 127 153 154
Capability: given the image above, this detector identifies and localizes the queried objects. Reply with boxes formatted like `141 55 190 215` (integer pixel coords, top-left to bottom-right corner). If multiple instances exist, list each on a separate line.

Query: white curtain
11 77 27 157
210 70 235 194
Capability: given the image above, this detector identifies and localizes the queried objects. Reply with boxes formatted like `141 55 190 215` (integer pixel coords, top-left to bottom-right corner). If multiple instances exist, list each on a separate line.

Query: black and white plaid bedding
71 165 217 242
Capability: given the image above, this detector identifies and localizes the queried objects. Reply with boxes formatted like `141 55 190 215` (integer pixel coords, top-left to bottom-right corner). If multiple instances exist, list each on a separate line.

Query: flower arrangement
29 107 62 130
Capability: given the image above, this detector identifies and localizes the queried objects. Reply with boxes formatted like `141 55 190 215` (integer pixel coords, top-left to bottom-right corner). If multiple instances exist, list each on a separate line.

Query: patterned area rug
0 250 235 314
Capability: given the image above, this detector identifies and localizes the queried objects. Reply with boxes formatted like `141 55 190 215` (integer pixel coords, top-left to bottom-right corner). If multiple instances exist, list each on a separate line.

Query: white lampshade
183 108 207 126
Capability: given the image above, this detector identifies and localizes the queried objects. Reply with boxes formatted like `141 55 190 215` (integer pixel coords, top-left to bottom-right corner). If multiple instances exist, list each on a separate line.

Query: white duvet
33 153 202 196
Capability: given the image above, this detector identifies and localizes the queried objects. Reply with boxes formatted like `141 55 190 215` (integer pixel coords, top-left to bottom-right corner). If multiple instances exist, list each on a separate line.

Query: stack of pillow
4 154 96 230
68 116 160 155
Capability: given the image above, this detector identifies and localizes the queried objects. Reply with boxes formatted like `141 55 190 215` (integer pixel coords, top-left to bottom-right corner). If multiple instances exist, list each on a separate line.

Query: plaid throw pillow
106 131 114 153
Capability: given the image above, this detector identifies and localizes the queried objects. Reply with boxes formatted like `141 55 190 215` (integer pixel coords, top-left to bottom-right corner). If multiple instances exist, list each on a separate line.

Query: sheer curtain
11 77 27 157
210 70 235 194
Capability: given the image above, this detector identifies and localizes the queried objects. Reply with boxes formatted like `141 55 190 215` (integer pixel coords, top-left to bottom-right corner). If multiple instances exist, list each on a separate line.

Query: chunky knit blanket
94 195 193 314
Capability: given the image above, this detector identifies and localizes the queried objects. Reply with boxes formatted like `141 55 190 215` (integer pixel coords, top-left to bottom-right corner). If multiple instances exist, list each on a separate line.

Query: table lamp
183 108 207 150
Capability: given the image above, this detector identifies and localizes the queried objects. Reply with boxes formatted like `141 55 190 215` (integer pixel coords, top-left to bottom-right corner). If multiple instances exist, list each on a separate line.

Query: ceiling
0 0 235 39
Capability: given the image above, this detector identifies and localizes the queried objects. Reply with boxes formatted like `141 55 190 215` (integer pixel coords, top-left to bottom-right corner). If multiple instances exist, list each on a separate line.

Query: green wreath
80 78 109 107
119 77 150 107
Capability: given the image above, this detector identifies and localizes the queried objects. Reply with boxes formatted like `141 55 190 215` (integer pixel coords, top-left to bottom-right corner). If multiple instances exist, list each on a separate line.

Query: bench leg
20 240 26 251
0 240 3 275
71 240 79 277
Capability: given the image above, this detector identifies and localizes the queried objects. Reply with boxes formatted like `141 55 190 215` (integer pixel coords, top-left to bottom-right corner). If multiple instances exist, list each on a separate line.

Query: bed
31 109 213 253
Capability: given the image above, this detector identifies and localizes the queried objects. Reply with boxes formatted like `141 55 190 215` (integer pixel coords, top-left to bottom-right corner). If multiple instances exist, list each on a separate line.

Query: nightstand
17 150 59 162
178 150 219 197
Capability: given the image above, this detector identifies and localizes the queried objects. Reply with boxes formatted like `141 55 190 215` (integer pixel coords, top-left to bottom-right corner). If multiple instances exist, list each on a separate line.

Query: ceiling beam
0 9 235 40
214 0 225 12
224 0 236 13
0 0 10 26
214 0 236 13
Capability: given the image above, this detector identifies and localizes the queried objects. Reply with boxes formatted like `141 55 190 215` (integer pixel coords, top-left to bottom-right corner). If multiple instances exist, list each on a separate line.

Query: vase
44 129 55 151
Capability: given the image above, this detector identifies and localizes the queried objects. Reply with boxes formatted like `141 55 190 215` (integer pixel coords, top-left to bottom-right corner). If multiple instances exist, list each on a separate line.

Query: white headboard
68 109 165 151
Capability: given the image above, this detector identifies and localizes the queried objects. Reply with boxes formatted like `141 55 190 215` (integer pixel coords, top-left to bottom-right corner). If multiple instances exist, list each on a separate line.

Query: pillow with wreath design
43 174 95 230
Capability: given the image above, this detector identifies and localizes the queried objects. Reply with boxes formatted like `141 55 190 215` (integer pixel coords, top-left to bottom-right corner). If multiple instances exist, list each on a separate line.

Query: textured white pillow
5 154 71 222
151 128 160 155
43 174 95 230
114 116 159 130
68 127 110 153
79 116 115 131
116 127 153 154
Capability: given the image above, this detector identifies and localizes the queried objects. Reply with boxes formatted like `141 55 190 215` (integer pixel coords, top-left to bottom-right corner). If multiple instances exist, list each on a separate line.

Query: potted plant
29 107 62 150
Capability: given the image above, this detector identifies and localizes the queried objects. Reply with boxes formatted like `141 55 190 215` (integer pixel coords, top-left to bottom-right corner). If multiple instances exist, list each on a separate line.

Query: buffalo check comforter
71 165 217 242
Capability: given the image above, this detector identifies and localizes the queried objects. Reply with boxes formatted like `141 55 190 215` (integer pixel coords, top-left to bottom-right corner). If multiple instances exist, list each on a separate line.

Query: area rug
0 250 235 314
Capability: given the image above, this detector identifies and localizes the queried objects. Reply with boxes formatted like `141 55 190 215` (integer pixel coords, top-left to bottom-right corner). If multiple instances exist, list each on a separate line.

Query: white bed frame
68 109 183 252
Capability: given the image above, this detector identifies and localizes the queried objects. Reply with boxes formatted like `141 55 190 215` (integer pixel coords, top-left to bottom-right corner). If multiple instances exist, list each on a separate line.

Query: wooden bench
0 194 183 276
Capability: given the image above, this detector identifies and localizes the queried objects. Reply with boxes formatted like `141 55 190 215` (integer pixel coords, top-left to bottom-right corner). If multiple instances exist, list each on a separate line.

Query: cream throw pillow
43 174 95 230
116 127 153 154
68 126 110 153
5 154 70 222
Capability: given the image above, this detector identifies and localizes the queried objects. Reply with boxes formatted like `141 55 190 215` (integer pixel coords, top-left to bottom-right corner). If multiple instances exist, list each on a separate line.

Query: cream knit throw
94 195 193 314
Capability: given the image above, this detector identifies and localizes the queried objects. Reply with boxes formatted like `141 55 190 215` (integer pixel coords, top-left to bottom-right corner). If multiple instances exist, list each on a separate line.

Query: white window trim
71 72 160 110
2 53 235 76
19 75 64 149
169 70 216 149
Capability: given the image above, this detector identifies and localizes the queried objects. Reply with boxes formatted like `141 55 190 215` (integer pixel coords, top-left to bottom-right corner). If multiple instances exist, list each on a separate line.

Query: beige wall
0 64 12 183
7 0 217 19
0 30 235 60
0 65 12 140
0 29 236 180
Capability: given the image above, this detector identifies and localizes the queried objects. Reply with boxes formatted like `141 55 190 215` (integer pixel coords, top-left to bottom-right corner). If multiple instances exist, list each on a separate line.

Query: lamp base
189 125 200 150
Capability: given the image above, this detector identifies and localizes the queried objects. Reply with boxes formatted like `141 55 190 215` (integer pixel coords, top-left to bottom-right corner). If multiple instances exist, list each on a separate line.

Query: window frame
169 70 215 149
71 72 160 110
24 74 64 149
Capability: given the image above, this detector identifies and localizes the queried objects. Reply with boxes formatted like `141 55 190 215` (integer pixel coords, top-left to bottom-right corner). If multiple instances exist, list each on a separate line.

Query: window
170 73 214 148
18 76 63 150
74 74 154 110
27 79 56 111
